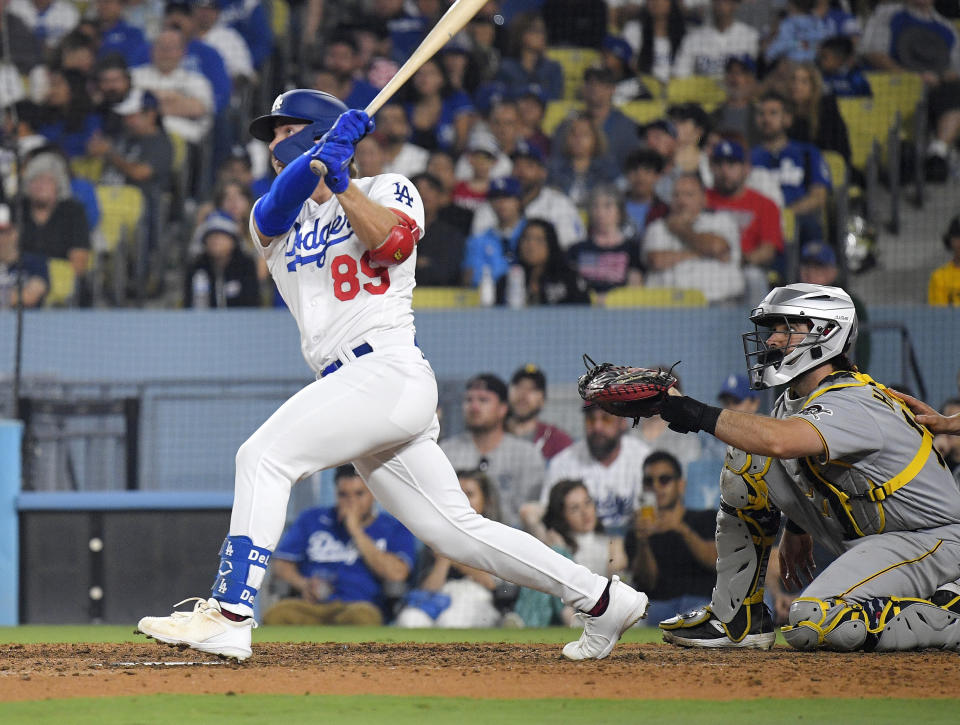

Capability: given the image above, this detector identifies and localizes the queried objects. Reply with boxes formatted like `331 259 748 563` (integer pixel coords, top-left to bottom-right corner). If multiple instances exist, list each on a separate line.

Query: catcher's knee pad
783 597 871 651
711 448 780 623
211 535 272 612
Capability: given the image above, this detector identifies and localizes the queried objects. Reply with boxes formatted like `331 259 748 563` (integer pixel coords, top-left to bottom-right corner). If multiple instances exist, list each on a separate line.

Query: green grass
0 624 665 645
1 695 958 725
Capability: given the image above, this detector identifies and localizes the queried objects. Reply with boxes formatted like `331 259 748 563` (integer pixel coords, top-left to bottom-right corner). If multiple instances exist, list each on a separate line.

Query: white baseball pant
228 344 607 611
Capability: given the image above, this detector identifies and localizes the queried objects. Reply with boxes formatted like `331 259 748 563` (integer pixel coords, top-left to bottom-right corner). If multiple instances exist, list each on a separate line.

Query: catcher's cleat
136 597 255 661
562 576 649 660
660 603 776 650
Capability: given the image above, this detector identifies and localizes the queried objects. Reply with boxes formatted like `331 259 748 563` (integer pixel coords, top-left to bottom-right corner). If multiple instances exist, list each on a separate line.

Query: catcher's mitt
578 354 679 426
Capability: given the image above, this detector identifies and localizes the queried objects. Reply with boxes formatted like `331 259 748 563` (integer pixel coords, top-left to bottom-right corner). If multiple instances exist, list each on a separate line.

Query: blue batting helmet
249 89 348 164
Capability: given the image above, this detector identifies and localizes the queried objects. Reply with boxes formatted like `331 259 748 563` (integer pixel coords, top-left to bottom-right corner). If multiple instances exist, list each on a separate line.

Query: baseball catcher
583 283 960 652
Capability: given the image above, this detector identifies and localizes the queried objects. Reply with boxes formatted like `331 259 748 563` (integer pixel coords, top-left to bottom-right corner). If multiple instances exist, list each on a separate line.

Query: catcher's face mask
743 314 842 389
742 284 858 389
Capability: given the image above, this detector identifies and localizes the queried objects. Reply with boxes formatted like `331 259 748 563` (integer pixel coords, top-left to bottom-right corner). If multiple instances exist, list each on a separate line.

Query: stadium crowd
0 0 958 309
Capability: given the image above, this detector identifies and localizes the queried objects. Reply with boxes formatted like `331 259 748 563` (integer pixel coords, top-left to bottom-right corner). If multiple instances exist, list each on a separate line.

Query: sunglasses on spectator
643 474 677 487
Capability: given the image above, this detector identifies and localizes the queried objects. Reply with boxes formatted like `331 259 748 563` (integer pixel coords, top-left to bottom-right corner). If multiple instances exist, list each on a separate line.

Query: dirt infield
2 642 960 702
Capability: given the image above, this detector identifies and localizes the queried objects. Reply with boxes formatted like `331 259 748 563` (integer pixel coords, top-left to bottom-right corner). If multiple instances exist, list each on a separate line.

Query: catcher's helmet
742 283 858 390
249 89 348 165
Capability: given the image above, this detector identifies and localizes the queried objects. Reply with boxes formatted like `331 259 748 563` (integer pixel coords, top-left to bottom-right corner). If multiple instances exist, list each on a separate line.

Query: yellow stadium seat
836 97 894 171
45 259 76 307
270 0 290 38
169 131 188 174
781 207 796 246
822 150 848 189
544 47 601 100
602 286 707 307
542 100 583 135
412 287 479 308
619 99 666 125
863 71 924 136
637 74 664 100
665 76 725 111
70 156 104 183
96 185 145 252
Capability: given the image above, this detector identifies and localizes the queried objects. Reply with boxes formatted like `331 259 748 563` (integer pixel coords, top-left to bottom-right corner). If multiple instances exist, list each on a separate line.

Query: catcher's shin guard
783 596 960 651
710 448 781 628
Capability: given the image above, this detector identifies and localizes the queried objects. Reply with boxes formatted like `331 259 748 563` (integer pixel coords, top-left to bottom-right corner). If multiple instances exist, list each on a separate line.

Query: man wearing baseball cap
706 138 784 295
440 373 546 529
470 140 584 249
90 88 173 198
506 364 574 460
711 55 761 147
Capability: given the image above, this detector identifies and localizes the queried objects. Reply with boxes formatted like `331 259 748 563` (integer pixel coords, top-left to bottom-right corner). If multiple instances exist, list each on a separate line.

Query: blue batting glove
327 109 375 145
308 110 375 194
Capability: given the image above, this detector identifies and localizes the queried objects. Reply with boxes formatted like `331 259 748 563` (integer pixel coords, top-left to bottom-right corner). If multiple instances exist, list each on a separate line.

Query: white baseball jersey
250 173 425 375
542 436 653 535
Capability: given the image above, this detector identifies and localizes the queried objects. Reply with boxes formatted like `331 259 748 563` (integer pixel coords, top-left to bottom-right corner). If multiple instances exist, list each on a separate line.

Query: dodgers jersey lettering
250 173 426 374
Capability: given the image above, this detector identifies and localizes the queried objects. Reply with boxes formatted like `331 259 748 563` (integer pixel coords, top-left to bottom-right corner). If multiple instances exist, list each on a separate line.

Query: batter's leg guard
783 596 960 651
211 535 272 617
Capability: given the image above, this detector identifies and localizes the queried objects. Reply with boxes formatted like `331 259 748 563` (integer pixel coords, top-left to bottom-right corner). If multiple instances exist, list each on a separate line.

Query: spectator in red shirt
452 132 498 212
705 138 784 297
506 364 574 460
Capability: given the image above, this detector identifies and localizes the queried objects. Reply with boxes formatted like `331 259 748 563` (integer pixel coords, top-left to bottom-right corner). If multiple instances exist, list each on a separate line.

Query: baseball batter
136 90 648 661
595 283 960 651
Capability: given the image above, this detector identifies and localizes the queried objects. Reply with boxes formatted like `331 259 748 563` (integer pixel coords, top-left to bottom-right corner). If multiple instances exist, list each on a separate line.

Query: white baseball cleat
562 576 649 660
136 597 255 661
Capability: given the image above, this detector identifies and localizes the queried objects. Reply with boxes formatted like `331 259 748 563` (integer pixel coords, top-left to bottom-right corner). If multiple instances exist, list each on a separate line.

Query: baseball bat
310 0 489 178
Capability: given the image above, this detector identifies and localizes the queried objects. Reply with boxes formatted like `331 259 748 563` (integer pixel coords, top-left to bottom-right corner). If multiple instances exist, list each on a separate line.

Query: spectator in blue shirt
622 148 669 239
36 67 103 159
405 56 475 153
547 111 620 210
751 90 831 242
764 0 832 65
263 465 416 626
816 35 872 98
812 0 861 39
93 0 150 68
318 35 379 109
462 176 526 286
163 2 231 114
496 13 564 102
219 0 272 69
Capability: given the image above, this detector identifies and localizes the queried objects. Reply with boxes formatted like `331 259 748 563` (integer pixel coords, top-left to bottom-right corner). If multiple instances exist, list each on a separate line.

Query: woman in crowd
510 479 627 627
497 218 590 306
496 13 564 102
783 60 851 164
547 113 619 210
567 185 643 296
405 57 475 154
634 0 687 85
394 470 504 628
37 67 102 159
183 213 260 309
